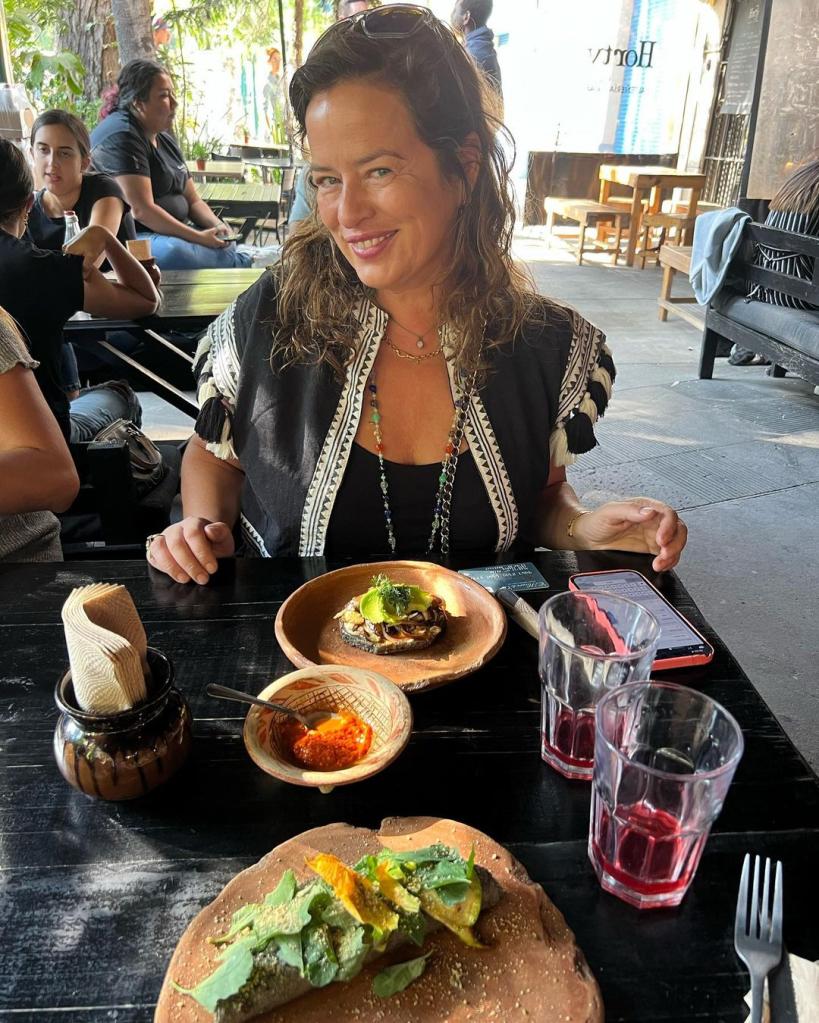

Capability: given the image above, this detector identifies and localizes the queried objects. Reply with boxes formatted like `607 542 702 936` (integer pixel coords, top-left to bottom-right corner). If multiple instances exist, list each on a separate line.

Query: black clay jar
53 647 192 800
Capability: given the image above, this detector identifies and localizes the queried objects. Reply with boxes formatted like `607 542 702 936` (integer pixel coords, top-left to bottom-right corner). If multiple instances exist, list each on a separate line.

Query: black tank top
325 443 498 558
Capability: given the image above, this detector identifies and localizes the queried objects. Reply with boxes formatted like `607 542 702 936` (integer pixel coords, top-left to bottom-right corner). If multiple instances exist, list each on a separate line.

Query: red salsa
279 711 373 771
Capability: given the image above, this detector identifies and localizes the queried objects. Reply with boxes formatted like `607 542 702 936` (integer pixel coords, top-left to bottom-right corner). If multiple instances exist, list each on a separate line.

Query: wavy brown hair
276 7 545 378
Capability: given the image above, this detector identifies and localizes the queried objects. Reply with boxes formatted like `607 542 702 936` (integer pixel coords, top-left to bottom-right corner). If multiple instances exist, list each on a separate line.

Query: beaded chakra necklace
368 368 476 556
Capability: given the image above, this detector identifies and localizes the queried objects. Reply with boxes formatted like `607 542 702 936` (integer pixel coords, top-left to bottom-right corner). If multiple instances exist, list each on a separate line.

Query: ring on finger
145 533 163 559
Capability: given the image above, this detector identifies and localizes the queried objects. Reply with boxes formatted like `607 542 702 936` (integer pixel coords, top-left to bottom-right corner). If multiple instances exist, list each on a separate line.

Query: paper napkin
62 583 149 714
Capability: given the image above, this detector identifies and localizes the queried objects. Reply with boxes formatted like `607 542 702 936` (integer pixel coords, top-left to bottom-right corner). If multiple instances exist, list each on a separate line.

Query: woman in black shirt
91 60 251 270
0 139 158 441
28 110 135 256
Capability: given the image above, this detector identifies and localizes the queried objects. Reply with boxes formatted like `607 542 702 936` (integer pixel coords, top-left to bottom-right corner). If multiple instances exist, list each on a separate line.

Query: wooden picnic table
598 164 707 268
65 267 265 417
185 160 246 183
1 550 817 1020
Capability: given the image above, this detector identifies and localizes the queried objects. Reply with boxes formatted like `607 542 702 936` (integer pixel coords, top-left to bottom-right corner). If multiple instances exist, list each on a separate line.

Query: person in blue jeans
91 60 251 271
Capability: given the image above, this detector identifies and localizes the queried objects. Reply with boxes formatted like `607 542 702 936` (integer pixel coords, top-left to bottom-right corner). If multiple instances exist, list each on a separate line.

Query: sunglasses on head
321 4 456 46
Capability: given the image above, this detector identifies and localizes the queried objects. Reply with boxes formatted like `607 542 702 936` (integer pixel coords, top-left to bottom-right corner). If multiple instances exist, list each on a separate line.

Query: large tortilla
155 817 603 1022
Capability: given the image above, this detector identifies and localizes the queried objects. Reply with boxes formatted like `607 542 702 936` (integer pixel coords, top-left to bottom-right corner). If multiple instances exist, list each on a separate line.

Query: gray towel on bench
690 207 750 305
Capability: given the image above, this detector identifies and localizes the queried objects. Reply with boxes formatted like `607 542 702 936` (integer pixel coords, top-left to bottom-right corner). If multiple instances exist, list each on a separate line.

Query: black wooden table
1 551 817 1021
65 268 265 417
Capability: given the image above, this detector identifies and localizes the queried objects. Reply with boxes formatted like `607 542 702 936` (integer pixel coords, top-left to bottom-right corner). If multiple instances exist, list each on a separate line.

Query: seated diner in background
730 153 819 366
0 138 158 443
91 59 251 271
0 307 79 563
146 4 687 585
27 109 135 259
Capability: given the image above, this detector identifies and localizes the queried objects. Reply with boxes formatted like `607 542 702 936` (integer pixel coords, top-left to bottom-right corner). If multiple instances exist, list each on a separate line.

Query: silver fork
734 854 784 1023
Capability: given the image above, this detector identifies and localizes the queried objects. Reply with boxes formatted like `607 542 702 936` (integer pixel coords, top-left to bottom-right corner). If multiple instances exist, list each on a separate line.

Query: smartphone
568 569 714 670
218 233 242 244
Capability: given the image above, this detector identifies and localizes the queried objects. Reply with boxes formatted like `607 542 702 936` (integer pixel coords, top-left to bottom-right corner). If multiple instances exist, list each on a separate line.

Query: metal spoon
206 684 332 729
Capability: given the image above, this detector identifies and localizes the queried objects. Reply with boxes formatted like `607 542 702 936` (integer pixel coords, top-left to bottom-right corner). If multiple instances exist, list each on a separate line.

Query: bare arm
0 364 79 514
180 434 244 525
532 465 587 549
535 464 688 571
88 196 126 268
66 225 159 318
115 174 227 248
147 435 243 585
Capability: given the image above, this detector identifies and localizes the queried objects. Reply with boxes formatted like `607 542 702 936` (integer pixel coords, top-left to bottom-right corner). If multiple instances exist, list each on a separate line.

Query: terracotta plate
274 560 507 693
154 817 603 1023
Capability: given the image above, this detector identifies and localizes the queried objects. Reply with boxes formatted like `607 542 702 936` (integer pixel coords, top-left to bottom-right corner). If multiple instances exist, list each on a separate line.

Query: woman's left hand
578 498 688 572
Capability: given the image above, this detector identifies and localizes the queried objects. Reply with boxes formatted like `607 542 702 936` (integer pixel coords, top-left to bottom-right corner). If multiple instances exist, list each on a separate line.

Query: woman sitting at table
0 307 79 562
28 109 135 257
26 108 143 391
146 5 687 585
0 138 158 443
91 60 251 271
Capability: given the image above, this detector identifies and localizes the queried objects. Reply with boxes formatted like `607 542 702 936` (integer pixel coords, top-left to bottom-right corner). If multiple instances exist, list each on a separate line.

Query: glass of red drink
590 681 744 909
538 590 659 780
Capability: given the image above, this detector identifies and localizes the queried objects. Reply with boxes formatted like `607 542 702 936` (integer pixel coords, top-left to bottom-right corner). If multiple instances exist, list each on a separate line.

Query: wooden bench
543 198 630 265
657 244 704 328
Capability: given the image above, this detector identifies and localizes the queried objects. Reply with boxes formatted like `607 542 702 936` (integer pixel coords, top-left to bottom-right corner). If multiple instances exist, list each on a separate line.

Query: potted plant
189 140 209 171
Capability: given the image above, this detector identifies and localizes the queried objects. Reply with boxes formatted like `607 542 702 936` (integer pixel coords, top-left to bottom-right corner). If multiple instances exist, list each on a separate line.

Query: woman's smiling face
306 79 465 297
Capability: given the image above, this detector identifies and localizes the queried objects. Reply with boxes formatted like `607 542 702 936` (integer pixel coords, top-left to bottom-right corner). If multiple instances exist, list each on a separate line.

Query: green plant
6 2 87 109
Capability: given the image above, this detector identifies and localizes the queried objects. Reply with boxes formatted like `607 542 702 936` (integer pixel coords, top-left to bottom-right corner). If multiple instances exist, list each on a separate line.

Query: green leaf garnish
173 940 254 1012
371 574 413 617
303 922 339 987
372 953 432 998
334 924 370 980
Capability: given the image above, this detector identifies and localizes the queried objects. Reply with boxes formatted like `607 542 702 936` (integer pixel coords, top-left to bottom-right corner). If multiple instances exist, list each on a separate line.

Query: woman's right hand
146 517 235 584
198 226 230 249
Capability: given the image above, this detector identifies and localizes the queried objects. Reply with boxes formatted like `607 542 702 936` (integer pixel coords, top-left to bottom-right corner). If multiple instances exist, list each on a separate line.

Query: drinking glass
538 590 659 780
590 680 744 909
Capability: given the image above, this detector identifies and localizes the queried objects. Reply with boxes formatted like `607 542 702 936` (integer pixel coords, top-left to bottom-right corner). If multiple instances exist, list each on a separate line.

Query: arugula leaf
372 953 432 998
435 882 471 906
264 869 297 907
334 924 369 981
377 844 462 868
210 903 264 946
251 881 326 947
274 932 303 972
173 940 254 1012
414 859 471 890
396 910 427 947
303 922 339 987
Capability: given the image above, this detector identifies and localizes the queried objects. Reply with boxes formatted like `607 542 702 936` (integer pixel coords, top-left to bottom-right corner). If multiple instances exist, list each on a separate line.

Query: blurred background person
262 47 287 140
91 59 251 270
0 306 79 562
450 0 502 100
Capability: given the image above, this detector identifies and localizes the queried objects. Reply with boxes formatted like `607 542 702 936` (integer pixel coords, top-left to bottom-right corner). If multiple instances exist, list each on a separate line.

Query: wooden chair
544 197 631 265
637 212 696 268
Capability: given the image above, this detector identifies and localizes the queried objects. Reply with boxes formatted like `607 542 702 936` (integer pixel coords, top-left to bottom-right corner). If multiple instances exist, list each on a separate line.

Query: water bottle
63 211 80 245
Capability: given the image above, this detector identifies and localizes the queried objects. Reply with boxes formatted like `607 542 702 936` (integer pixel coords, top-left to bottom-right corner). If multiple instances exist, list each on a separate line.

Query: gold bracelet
566 510 589 539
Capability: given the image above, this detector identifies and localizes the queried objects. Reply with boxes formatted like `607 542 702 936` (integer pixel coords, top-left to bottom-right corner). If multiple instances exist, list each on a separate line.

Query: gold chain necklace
385 338 443 363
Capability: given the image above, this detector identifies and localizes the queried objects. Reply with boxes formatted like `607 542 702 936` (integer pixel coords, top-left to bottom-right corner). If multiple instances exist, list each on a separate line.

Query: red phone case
568 570 714 670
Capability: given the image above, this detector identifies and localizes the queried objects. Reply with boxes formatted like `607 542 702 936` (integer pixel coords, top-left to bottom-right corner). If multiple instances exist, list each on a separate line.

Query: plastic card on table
459 562 550 593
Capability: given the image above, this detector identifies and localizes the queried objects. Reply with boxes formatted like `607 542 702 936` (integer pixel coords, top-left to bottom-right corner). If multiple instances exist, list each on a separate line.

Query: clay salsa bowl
274 560 507 693
242 665 413 794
